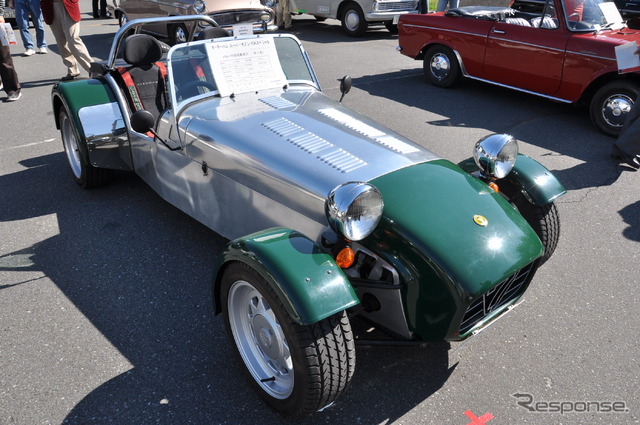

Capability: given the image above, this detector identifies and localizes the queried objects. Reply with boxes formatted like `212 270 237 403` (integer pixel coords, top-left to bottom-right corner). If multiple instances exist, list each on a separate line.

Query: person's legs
15 0 35 51
283 0 291 29
0 45 21 95
61 17 93 73
50 2 79 75
27 0 47 49
435 0 448 12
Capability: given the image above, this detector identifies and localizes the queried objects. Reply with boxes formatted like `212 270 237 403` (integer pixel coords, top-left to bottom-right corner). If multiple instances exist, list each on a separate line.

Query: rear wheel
221 262 356 416
59 107 113 188
423 45 461 88
590 81 639 137
341 3 367 37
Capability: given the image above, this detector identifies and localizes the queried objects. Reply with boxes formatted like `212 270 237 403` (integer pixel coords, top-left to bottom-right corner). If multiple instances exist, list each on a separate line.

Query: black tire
500 181 561 266
589 80 639 137
341 3 367 37
221 262 356 417
423 45 461 88
118 12 127 27
59 107 113 189
170 23 189 45
384 21 398 34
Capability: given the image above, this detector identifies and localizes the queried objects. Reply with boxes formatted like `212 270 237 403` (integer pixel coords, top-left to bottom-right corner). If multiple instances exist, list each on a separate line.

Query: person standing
92 0 109 18
276 0 292 30
40 0 94 80
0 0 22 101
15 0 47 56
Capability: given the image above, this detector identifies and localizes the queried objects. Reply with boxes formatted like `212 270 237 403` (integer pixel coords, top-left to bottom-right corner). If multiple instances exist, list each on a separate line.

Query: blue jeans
15 0 47 50
436 0 459 12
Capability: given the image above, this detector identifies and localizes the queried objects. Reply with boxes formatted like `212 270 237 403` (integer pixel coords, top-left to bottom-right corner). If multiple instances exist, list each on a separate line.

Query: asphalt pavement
0 2 639 424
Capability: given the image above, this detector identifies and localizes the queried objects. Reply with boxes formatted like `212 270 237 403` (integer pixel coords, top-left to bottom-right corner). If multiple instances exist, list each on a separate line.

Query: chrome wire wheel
429 52 451 81
227 279 294 399
60 110 82 180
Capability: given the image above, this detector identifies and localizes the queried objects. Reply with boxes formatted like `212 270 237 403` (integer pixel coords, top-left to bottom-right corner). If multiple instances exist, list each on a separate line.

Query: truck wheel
170 23 188 44
590 80 639 137
384 22 398 34
500 182 561 266
59 107 112 188
423 45 461 88
341 3 368 37
221 262 355 416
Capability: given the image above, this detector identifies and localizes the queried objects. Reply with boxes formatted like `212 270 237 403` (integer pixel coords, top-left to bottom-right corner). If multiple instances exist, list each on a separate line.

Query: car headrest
196 27 230 40
123 34 163 66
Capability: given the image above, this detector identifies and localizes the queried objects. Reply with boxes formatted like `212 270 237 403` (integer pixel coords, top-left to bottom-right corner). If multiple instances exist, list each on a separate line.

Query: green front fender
458 154 566 205
212 228 360 325
51 78 118 139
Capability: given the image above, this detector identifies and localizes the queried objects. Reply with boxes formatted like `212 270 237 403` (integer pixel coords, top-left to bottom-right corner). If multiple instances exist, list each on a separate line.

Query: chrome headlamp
473 134 518 179
260 12 272 22
325 182 384 241
193 0 206 14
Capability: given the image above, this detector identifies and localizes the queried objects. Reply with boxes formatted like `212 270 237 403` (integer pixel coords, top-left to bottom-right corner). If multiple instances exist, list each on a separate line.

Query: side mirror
130 110 155 134
339 75 352 102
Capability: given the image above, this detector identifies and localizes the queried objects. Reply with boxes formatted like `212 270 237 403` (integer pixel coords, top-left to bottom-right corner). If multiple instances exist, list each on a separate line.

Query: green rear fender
212 228 359 325
458 154 566 205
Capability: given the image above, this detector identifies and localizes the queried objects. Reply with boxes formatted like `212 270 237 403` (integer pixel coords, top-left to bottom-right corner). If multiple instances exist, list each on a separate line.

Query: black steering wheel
177 80 216 101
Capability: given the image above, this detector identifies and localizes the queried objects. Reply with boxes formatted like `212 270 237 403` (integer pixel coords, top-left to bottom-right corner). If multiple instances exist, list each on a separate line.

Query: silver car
51 15 565 417
112 0 275 43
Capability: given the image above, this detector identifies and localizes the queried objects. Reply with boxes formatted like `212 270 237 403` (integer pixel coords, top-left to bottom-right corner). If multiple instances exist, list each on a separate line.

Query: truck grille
459 263 534 335
374 1 418 12
210 11 271 26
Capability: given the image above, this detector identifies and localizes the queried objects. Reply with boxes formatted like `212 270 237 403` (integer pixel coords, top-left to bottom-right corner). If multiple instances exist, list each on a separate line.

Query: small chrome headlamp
193 0 206 14
325 182 384 241
473 134 518 179
260 12 272 22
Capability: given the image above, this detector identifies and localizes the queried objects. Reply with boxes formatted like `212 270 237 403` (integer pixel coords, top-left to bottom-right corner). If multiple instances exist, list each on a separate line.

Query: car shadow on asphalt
350 70 628 192
1 152 456 424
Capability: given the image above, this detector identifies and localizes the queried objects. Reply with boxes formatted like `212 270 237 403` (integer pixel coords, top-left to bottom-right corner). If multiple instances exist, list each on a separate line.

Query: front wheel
221 262 355 416
341 3 367 37
384 21 398 34
589 81 639 137
59 107 112 188
170 23 189 45
500 182 560 266
423 45 461 88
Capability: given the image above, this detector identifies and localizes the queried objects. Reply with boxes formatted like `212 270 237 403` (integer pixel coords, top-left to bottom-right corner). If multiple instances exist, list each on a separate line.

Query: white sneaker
38 47 48 54
23 48 35 56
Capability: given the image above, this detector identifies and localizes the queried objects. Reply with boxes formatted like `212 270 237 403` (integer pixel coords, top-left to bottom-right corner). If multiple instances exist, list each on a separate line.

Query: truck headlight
473 134 518 179
326 182 384 241
193 0 206 14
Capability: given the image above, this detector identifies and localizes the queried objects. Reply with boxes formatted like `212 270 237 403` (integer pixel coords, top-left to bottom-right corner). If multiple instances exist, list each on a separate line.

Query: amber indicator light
336 247 355 268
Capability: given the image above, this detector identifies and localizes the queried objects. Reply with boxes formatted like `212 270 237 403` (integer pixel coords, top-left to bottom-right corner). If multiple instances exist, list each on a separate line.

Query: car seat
117 34 168 123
